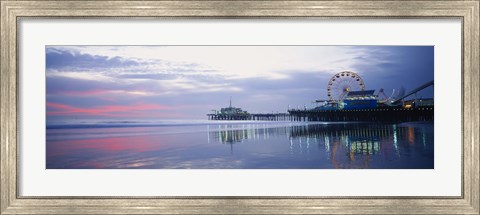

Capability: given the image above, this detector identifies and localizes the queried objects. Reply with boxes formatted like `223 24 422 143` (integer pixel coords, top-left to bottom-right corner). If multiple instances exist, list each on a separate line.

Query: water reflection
207 124 292 154
208 124 291 144
206 122 433 168
47 122 433 169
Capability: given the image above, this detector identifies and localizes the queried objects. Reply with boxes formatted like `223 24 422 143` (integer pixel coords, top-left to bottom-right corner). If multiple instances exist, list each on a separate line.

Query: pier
288 107 433 122
207 113 290 121
207 107 433 122
207 75 434 123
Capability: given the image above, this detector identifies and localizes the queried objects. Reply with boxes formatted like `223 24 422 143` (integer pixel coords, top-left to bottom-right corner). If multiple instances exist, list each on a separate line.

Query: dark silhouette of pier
207 113 291 121
207 107 433 122
288 107 433 122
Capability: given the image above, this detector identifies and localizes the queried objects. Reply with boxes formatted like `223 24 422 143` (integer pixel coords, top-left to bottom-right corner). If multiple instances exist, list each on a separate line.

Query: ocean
46 120 434 169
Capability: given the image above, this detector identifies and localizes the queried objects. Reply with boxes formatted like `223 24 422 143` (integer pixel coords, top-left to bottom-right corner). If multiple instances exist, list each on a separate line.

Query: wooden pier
207 107 433 122
288 107 433 122
207 113 291 121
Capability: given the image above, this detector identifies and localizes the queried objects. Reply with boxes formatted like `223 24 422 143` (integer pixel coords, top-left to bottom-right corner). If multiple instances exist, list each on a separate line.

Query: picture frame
1 0 478 214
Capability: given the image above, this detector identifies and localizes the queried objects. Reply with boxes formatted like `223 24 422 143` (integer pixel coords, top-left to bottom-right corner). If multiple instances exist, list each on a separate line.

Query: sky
46 46 434 122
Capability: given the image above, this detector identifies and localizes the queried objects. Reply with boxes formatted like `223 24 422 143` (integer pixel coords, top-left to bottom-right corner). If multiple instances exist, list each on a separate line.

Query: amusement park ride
208 70 434 122
313 71 433 111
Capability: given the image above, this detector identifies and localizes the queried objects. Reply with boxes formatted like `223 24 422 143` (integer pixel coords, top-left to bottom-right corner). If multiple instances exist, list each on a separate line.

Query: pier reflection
208 124 290 144
207 122 433 168
207 124 290 153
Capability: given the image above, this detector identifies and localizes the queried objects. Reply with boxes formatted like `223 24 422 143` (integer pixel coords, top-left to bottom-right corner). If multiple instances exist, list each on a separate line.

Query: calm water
46 121 434 169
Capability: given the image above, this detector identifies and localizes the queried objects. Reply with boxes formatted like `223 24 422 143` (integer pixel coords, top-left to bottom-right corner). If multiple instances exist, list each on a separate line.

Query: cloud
52 46 364 79
46 47 232 98
45 46 434 121
346 46 434 98
47 102 174 117
46 47 140 70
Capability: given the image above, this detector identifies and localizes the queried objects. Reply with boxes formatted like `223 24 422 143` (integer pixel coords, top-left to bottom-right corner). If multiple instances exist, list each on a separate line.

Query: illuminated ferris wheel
327 71 365 102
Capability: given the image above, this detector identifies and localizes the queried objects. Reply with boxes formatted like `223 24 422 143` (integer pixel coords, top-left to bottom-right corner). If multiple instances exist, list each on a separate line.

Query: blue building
342 90 378 110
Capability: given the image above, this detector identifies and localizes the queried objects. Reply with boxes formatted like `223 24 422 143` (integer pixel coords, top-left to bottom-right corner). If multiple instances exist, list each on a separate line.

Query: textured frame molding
1 1 479 214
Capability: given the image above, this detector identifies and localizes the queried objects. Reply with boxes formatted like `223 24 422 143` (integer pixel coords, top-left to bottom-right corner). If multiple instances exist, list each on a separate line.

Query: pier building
208 97 251 120
342 90 378 110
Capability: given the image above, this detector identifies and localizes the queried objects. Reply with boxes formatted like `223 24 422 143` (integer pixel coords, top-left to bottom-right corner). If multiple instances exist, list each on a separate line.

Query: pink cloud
49 89 153 97
49 90 119 102
47 102 180 117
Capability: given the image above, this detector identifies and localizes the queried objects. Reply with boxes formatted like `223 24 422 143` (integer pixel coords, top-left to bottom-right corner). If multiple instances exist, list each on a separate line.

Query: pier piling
207 107 433 123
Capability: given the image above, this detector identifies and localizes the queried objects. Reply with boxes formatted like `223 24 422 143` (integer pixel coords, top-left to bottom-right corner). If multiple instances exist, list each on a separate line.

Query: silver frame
1 1 478 214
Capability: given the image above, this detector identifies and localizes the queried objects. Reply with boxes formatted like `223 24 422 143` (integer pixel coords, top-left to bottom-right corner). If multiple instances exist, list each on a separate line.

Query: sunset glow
46 46 434 123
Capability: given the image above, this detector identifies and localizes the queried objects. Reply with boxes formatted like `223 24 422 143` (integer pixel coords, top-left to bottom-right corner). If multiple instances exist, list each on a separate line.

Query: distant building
208 97 252 120
218 107 249 115
217 97 250 115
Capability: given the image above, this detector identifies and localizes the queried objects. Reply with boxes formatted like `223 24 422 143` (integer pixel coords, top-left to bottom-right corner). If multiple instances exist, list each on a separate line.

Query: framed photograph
1 0 478 214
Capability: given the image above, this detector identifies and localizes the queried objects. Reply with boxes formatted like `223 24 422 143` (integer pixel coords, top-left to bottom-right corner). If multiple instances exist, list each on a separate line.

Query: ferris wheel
327 71 365 102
